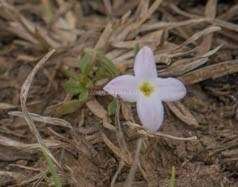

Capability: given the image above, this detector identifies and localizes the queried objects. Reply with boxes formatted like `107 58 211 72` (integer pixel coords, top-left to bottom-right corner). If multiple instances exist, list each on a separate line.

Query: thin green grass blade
42 147 62 187
169 166 176 187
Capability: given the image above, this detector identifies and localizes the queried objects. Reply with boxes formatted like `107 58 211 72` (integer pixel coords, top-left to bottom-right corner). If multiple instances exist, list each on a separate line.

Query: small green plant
62 48 118 115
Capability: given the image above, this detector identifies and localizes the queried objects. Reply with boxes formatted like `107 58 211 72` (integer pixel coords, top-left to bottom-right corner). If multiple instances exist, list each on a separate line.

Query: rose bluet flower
103 46 186 132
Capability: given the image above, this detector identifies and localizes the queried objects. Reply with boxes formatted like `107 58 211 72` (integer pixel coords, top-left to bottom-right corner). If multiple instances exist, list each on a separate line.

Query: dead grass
1 0 238 186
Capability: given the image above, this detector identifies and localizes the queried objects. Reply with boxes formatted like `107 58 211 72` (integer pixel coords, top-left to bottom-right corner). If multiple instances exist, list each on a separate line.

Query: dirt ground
1 0 238 186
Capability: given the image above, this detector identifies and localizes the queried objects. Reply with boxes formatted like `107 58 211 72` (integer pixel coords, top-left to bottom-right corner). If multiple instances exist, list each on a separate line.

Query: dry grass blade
127 122 197 141
145 131 197 141
113 50 134 64
19 49 62 186
135 0 149 19
112 30 164 49
0 1 38 45
86 98 107 119
20 49 56 155
219 4 238 20
161 45 222 76
198 0 217 54
102 0 112 16
161 58 208 76
115 100 130 155
111 161 125 187
140 18 209 33
121 102 134 121
95 22 113 49
0 171 25 184
102 133 132 165
200 44 222 58
139 0 163 23
115 100 131 160
213 19 238 33
9 111 72 129
86 98 116 130
110 101 134 186
0 135 60 150
169 2 238 34
166 102 199 128
125 138 143 187
0 102 16 110
181 59 238 85
112 0 163 42
0 1 59 48
173 26 221 51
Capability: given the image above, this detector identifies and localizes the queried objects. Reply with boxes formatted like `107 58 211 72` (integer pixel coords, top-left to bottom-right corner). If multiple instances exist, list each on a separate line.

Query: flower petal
136 93 164 131
103 75 137 102
134 46 157 80
155 78 186 101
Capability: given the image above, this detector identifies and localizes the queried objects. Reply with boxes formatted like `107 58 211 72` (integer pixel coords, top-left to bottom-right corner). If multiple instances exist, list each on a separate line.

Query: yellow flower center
139 81 154 97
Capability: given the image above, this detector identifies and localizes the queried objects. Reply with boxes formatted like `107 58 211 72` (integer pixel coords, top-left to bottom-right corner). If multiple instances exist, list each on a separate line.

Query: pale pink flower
103 46 186 131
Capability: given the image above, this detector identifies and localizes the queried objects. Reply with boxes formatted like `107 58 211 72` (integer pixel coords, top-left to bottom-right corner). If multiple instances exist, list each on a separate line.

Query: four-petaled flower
103 46 186 131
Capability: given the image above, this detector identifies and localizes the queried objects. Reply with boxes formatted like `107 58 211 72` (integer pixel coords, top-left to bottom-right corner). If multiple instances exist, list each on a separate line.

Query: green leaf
62 69 78 80
107 99 117 116
64 79 85 95
55 100 83 115
95 66 112 80
79 89 89 102
94 53 119 80
99 55 118 76
79 52 94 75
79 74 93 88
